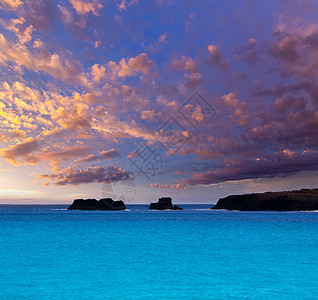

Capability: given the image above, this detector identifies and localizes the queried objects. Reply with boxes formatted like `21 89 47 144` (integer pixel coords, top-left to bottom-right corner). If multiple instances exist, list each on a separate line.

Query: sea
0 204 318 299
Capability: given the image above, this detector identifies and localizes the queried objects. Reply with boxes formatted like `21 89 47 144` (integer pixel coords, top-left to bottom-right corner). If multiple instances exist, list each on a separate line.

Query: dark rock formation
68 198 126 210
212 188 318 211
149 197 183 210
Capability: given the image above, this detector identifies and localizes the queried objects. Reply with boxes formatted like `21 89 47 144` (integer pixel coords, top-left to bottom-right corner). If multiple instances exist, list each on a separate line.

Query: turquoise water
1 205 318 299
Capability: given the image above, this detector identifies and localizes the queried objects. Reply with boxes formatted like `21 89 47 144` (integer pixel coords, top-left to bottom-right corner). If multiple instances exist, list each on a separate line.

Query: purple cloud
37 164 132 186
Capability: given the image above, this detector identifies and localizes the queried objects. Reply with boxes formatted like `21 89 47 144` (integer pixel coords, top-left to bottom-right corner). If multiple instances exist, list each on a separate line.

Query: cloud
171 55 198 73
127 150 138 159
117 0 138 12
1 5 318 194
69 0 102 16
0 33 88 85
0 129 25 142
236 38 259 65
268 23 318 107
141 110 156 121
54 104 91 131
0 79 157 147
149 182 189 190
0 81 57 131
91 64 106 82
108 53 154 77
100 148 120 159
75 149 120 163
220 91 248 126
39 145 89 164
158 33 167 43
0 0 23 10
1 142 96 167
156 0 176 6
128 53 153 73
117 0 126 11
18 0 59 31
183 150 318 185
0 17 34 44
0 137 43 165
37 164 132 186
75 154 99 163
0 133 6 142
271 36 299 63
184 72 202 87
207 45 229 69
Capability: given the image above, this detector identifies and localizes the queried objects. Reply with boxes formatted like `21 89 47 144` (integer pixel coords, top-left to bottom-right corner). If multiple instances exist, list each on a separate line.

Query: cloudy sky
0 0 318 204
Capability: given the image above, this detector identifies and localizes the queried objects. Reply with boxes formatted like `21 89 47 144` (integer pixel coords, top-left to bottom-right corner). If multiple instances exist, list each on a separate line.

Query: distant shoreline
212 188 318 211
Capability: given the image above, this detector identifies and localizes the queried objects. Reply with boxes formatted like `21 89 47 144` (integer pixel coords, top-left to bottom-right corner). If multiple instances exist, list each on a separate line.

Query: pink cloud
0 129 25 142
141 110 157 121
171 55 198 73
39 145 89 164
235 38 259 65
100 148 120 160
117 0 138 12
75 149 120 163
184 72 202 88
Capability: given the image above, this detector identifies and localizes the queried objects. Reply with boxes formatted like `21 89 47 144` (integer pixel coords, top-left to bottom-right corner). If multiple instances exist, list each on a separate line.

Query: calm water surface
0 204 318 299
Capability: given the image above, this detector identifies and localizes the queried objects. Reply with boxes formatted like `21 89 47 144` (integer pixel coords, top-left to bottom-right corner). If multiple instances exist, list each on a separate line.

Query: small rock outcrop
149 197 183 210
68 198 126 210
212 188 318 211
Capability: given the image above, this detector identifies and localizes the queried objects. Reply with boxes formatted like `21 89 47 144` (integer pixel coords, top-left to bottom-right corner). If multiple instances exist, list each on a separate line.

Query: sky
0 0 318 204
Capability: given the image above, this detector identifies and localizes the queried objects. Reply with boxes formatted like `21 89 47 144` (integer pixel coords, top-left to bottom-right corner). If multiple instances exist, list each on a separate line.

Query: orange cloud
54 104 91 131
0 137 43 166
141 110 156 121
91 64 106 82
0 17 33 44
0 0 23 10
108 53 154 77
69 0 102 16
